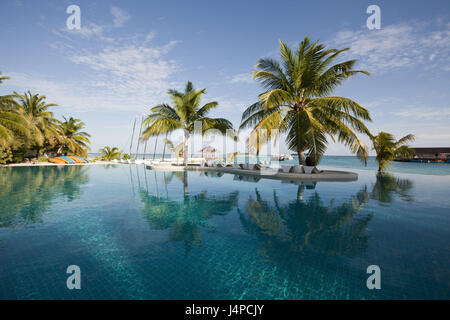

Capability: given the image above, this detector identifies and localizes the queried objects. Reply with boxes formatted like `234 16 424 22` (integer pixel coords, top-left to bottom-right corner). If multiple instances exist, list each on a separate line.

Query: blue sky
0 0 449 154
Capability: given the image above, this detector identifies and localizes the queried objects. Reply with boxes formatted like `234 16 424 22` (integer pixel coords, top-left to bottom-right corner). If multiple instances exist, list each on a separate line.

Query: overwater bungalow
396 147 450 163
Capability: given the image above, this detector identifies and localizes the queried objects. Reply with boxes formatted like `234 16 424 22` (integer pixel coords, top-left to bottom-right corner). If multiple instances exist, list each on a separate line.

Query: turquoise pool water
0 164 449 299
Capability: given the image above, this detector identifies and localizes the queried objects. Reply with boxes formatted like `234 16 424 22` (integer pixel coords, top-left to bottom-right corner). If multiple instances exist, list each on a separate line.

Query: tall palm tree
240 38 372 165
58 116 91 156
371 131 415 173
99 146 122 161
142 81 233 165
14 91 60 154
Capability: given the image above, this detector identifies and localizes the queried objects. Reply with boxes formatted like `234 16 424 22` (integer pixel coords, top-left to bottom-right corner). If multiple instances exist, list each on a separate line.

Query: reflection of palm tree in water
238 186 372 260
139 171 238 255
0 166 89 251
370 173 414 204
0 166 89 228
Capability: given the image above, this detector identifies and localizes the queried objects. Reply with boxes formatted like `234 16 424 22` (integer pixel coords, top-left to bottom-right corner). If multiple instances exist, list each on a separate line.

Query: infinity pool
0 164 449 299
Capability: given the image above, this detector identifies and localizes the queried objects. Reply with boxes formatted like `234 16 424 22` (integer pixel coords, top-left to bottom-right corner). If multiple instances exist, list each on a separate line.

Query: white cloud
331 20 450 74
230 72 253 84
110 6 130 28
392 107 450 120
54 23 114 43
7 33 181 114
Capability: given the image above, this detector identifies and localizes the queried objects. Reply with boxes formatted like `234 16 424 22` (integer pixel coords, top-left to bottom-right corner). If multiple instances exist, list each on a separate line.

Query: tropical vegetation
0 73 91 163
99 146 122 161
141 81 233 165
240 37 372 165
370 131 415 173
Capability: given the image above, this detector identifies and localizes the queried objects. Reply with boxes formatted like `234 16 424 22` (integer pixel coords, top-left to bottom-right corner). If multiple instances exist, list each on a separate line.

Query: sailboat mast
153 135 159 160
135 116 144 159
129 117 137 156
143 137 148 160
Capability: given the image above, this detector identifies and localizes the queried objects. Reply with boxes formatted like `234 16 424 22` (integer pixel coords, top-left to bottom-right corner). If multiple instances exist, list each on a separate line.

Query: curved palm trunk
183 129 189 166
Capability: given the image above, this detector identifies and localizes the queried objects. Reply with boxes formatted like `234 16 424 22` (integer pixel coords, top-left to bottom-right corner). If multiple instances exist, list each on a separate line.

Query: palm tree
371 131 415 173
0 75 34 150
162 138 184 163
99 146 122 161
14 91 60 155
142 81 233 165
57 116 91 156
240 38 372 165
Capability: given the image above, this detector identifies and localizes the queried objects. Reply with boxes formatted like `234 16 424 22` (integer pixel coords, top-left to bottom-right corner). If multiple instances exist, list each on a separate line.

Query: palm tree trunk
296 112 306 165
183 130 189 166
297 150 305 165
378 160 383 173
162 133 168 161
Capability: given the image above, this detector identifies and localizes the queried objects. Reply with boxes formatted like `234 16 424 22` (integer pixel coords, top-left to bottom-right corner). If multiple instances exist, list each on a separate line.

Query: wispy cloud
53 23 114 43
230 72 253 84
331 20 450 74
111 6 130 28
392 107 450 120
8 30 181 113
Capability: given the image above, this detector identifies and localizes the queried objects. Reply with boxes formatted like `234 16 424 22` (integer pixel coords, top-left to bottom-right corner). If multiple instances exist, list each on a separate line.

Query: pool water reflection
0 165 448 299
